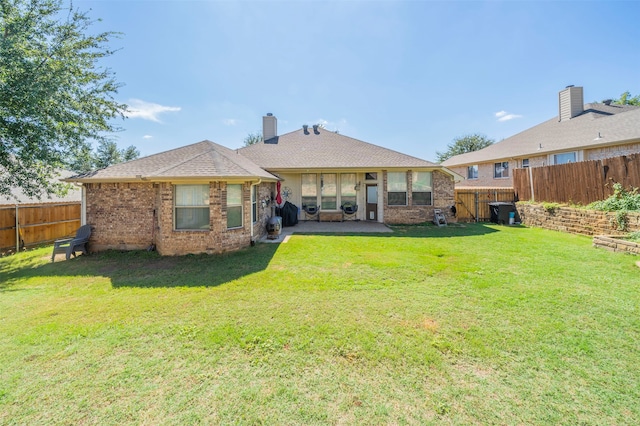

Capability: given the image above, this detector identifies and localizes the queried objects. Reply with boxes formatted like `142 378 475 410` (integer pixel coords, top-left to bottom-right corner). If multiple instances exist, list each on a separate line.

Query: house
65 114 459 255
442 86 640 188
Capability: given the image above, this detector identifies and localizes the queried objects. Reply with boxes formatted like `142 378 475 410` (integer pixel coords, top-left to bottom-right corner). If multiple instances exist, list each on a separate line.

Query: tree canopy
243 132 263 146
0 0 126 199
436 134 494 163
614 91 640 106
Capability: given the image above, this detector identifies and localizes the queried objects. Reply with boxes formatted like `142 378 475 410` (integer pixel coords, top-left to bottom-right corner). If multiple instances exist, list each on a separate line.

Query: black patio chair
302 203 320 221
341 202 358 221
51 224 92 262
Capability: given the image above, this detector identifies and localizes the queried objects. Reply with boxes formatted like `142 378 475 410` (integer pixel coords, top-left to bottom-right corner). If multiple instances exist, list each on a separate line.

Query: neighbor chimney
558 86 584 121
263 113 277 141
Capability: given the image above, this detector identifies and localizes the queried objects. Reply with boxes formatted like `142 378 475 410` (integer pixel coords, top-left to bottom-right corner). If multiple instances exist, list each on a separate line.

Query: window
522 159 530 168
340 173 357 207
301 174 317 207
554 152 576 165
227 184 243 229
175 185 209 230
321 173 337 209
365 172 377 180
387 172 407 206
467 165 478 180
494 162 509 179
412 171 432 205
251 185 257 224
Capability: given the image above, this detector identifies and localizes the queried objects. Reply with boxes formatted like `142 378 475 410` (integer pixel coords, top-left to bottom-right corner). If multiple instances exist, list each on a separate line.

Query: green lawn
1 223 638 424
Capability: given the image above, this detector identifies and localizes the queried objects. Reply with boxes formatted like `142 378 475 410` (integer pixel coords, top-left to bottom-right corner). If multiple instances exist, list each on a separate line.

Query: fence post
474 192 479 223
15 204 19 253
528 166 535 202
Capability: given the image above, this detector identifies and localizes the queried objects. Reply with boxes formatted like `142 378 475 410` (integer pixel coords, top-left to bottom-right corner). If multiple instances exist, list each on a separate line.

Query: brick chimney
263 113 277 141
558 86 584 121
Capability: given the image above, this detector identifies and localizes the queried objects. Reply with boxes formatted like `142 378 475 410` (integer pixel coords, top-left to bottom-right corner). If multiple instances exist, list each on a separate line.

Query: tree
0 0 126 199
436 134 494 163
70 140 140 173
243 132 263 146
614 91 640 106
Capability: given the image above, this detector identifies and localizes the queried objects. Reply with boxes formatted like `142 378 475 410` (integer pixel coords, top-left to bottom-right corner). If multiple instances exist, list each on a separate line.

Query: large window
321 173 337 210
340 173 357 207
412 171 432 205
554 152 576 165
301 174 317 208
387 172 407 206
175 184 209 230
494 162 509 179
227 184 243 229
467 165 478 179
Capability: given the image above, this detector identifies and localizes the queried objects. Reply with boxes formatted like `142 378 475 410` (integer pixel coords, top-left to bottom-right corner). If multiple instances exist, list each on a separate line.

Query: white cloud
223 118 238 126
495 110 522 122
126 99 181 122
143 135 153 139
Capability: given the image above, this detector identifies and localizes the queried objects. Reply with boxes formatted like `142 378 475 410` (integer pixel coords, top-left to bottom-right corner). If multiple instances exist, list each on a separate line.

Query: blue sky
78 0 640 163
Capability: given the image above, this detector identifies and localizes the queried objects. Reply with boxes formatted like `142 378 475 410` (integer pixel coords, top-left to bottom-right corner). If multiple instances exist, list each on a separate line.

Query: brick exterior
517 203 640 236
86 181 274 256
382 170 456 224
586 143 640 161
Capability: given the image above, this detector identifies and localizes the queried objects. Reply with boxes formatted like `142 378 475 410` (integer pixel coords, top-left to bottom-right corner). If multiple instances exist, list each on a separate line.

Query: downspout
80 184 86 225
15 204 19 253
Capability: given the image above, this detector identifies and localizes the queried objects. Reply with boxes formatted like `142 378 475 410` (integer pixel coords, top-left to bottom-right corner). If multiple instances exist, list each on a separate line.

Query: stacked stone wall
517 203 640 236
592 235 640 255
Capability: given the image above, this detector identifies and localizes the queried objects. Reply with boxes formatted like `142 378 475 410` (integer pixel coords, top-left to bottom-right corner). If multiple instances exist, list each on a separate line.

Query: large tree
436 133 494 163
0 0 126 199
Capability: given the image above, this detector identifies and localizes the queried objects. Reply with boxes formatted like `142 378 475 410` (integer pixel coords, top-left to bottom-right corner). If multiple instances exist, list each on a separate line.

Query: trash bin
488 202 518 225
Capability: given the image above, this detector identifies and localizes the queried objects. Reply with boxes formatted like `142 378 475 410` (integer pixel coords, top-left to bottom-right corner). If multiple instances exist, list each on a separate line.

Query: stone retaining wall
593 235 640 255
516 203 640 236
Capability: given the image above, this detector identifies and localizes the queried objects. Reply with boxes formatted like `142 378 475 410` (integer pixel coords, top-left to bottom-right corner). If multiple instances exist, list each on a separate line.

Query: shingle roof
442 103 640 167
67 140 278 182
0 170 81 205
240 127 441 170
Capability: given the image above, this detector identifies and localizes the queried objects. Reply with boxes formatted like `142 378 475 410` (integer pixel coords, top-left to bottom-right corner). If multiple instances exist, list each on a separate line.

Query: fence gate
454 188 516 222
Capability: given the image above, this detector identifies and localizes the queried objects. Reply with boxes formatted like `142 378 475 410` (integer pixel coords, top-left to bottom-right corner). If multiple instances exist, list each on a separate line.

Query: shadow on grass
0 243 280 289
0 223 508 290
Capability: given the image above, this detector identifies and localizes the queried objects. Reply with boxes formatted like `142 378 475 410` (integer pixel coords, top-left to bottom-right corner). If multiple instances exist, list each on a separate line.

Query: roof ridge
147 141 220 177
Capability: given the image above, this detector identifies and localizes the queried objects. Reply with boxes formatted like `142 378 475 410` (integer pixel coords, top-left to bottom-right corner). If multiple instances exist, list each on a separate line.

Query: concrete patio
259 220 393 243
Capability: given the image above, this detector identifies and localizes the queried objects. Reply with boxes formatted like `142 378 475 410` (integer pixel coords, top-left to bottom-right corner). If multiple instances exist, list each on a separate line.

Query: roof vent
266 113 273 116
302 124 309 134
312 124 319 134
603 99 612 106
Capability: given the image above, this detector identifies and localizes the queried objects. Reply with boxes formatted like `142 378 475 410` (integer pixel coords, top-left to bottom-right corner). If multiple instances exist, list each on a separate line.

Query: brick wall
87 181 271 256
517 203 640 236
85 182 156 251
586 142 640 161
382 170 456 224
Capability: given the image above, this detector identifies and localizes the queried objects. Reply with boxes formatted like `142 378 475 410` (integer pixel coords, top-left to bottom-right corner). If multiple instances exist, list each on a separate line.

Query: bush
587 183 640 211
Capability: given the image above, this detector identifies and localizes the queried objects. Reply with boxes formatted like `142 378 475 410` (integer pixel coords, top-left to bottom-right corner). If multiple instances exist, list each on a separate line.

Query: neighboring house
0 170 81 206
442 86 640 188
66 114 459 255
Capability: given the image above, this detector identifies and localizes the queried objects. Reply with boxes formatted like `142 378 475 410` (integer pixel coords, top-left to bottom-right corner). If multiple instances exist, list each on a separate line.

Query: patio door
366 184 378 221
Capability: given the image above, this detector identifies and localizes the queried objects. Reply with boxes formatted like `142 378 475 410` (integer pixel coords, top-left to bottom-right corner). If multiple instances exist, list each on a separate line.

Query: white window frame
387 172 407 206
467 165 478 180
552 152 578 165
522 159 530 168
412 171 432 206
227 184 243 229
494 162 509 179
174 184 210 230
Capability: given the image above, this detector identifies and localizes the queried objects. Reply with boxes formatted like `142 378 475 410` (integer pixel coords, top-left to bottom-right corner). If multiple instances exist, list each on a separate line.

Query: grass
1 223 639 424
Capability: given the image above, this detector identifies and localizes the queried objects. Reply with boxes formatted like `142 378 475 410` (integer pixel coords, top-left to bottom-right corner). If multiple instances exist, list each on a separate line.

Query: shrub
587 183 640 212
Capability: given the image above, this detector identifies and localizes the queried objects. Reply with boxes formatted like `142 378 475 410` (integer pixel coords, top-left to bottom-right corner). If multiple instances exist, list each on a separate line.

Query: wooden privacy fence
454 188 516 222
513 154 640 205
0 202 81 252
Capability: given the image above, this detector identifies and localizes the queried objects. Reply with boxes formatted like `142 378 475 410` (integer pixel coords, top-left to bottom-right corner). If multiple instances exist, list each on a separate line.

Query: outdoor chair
51 224 92 262
341 202 358 220
302 203 320 221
